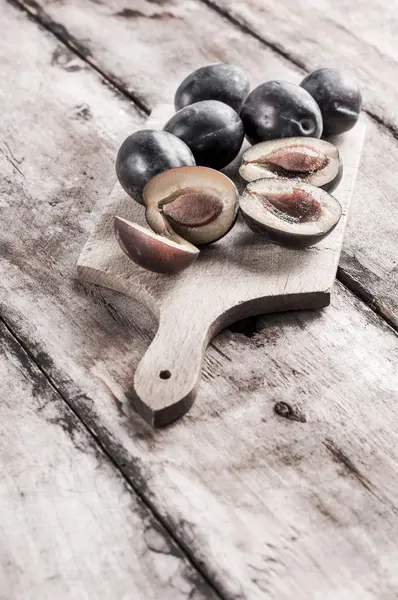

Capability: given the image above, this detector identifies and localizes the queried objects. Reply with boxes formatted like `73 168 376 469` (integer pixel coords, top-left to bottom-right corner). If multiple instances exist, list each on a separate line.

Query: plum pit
257 189 322 223
264 145 327 174
162 191 223 228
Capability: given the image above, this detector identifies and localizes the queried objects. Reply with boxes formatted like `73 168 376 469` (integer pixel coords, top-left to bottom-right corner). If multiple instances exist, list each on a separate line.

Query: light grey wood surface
0 324 217 600
78 104 365 426
1 0 398 598
13 0 398 330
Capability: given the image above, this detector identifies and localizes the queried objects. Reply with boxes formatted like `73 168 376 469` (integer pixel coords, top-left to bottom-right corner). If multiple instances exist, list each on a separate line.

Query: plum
240 178 342 248
301 68 362 135
113 166 239 274
114 217 199 274
116 130 195 205
164 100 244 170
241 81 323 144
240 137 343 192
175 63 250 113
143 166 239 245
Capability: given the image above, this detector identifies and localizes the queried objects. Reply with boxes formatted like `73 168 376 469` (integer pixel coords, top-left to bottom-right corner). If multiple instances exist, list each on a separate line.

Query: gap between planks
0 310 225 600
7 0 150 114
8 0 397 334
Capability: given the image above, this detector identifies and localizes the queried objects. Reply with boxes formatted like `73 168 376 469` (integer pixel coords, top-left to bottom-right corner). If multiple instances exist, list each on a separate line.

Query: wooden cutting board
77 106 366 427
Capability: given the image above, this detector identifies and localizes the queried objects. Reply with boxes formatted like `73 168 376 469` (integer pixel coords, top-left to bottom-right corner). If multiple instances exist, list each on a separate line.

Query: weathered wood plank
11 0 398 329
0 319 218 599
1 2 398 598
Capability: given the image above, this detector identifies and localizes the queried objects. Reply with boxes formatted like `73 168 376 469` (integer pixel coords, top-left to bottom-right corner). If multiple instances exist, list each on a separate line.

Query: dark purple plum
301 68 362 136
116 130 195 205
241 81 323 145
164 100 245 170
175 63 250 113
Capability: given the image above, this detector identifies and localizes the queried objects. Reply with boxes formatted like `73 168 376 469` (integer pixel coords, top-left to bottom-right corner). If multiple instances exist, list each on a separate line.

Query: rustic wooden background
1 0 397 598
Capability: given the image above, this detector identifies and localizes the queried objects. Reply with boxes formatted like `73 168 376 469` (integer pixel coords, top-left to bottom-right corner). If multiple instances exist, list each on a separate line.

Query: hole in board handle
159 370 171 380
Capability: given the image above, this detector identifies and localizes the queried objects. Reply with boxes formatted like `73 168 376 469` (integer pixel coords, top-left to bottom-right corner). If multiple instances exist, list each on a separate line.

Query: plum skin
113 217 198 274
164 100 245 170
175 63 250 113
240 81 323 144
322 159 343 193
116 130 195 205
241 211 339 249
301 68 362 136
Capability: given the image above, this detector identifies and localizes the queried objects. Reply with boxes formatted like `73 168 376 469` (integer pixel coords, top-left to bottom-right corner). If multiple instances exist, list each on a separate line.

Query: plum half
163 100 245 170
241 81 323 144
114 217 199 274
175 63 250 113
143 166 239 245
116 129 195 205
301 68 362 136
239 137 343 192
240 178 342 248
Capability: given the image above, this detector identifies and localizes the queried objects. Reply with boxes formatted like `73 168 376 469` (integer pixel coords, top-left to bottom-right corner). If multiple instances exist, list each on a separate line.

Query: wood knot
274 401 306 422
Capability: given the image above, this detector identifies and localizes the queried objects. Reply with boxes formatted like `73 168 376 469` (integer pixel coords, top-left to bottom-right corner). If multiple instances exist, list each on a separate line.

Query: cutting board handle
132 302 215 427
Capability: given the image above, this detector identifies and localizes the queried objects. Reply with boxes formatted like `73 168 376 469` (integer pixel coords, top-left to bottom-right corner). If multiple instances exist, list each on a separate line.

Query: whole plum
116 130 195 205
164 100 245 170
301 68 362 135
241 81 323 144
175 63 250 113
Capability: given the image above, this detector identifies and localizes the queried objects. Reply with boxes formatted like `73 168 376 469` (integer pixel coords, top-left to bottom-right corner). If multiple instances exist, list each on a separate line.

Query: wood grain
0 320 217 599
1 1 398 598
12 0 398 330
78 105 365 426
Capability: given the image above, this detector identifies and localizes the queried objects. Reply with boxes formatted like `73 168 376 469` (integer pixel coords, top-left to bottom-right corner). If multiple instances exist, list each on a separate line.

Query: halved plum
240 178 342 248
143 166 239 245
240 137 343 192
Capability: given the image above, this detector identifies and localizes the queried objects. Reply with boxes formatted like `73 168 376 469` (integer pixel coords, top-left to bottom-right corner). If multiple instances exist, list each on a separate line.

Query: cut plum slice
114 216 199 274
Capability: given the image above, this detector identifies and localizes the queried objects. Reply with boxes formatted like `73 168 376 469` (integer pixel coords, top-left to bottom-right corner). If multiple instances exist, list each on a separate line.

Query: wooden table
1 0 397 598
